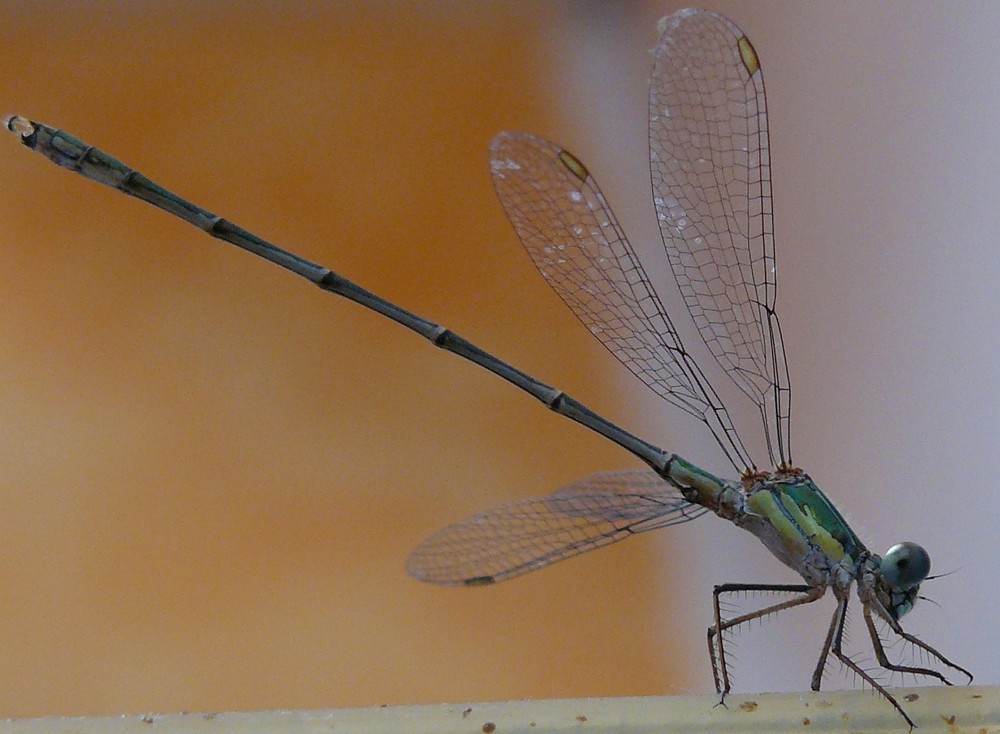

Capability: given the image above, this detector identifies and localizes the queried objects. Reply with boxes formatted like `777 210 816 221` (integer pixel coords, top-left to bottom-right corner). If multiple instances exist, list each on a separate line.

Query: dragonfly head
878 541 931 619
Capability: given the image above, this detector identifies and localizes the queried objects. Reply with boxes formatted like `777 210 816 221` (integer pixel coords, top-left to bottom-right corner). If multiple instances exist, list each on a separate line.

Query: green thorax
746 470 867 567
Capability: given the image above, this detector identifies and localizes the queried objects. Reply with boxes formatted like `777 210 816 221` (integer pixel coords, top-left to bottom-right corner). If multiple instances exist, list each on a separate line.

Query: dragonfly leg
824 595 917 731
862 602 974 685
708 582 823 701
809 591 841 692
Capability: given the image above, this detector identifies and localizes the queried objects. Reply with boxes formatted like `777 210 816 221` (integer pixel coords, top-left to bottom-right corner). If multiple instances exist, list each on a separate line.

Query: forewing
407 470 708 586
650 8 791 465
490 131 751 471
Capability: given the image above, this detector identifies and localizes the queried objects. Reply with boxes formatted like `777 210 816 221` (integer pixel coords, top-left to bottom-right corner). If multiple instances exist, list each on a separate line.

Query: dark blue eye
880 542 931 591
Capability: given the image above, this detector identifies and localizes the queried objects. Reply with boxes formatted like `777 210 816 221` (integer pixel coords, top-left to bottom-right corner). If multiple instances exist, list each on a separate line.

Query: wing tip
463 575 497 587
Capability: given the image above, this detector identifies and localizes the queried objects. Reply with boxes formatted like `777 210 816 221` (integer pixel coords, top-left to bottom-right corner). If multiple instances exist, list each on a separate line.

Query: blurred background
1 0 999 719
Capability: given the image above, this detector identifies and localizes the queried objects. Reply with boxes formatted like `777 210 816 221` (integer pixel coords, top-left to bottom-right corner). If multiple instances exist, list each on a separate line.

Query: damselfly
4 7 970 729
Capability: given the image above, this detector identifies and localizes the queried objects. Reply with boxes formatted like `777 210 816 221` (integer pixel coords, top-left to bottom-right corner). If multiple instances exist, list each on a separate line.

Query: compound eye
880 542 930 591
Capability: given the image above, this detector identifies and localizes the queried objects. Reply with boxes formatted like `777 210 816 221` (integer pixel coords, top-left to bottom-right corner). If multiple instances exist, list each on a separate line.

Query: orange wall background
2 0 1000 720
0 1 697 717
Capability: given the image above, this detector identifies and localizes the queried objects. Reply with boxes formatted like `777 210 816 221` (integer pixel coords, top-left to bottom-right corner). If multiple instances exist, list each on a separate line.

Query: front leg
863 601 974 685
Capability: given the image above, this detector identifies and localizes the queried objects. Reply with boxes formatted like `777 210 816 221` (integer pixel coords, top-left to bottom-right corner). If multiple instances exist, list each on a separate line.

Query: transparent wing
490 132 752 472
650 8 791 466
407 470 709 586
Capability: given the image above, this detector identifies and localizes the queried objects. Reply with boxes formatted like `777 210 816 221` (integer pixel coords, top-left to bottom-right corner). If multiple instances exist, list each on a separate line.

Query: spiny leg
809 591 843 692
824 597 916 730
708 583 824 702
863 602 974 685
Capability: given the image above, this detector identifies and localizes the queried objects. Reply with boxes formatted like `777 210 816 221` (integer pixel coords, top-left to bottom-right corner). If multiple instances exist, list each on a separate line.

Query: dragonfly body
731 471 860 587
6 7 971 729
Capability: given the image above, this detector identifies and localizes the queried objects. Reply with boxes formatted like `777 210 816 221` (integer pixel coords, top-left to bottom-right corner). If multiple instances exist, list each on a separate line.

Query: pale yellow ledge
2 686 997 734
